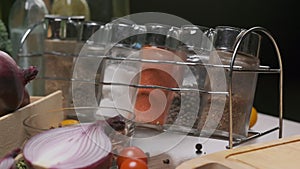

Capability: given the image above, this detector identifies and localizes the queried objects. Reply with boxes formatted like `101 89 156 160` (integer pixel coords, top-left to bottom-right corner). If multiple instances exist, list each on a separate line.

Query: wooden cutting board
176 135 300 169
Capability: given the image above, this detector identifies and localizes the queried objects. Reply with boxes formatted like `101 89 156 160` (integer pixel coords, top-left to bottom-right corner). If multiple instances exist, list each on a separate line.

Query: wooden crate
0 90 63 157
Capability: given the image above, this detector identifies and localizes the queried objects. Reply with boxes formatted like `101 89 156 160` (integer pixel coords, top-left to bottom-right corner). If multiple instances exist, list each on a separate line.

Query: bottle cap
214 26 261 57
45 15 85 40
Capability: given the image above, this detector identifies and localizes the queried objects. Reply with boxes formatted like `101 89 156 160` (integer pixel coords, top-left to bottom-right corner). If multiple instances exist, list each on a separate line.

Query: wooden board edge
16 90 63 113
29 96 43 103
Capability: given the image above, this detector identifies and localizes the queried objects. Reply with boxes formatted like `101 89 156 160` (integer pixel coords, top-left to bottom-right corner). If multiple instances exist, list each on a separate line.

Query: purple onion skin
19 88 30 108
0 148 21 169
0 51 38 116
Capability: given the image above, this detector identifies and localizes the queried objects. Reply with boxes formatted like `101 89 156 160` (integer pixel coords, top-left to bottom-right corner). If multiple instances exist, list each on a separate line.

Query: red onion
19 88 30 108
23 122 112 169
0 148 21 169
0 50 38 116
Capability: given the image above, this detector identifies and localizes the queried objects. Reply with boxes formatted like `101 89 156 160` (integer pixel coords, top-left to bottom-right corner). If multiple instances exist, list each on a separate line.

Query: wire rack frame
227 26 283 149
94 26 283 149
91 26 283 149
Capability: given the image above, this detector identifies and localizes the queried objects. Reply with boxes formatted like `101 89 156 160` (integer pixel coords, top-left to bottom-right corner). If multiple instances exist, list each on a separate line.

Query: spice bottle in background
112 0 130 19
42 0 53 12
51 0 90 20
86 0 112 23
43 15 85 107
86 0 130 23
8 0 48 95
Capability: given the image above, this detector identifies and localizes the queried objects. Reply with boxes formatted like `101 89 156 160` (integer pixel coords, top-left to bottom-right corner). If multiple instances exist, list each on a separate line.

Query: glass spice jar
165 25 214 133
199 26 261 140
133 23 187 126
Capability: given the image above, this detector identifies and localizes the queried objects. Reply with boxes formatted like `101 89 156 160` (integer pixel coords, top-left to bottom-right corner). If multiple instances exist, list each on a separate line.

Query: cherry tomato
117 146 148 167
120 158 148 169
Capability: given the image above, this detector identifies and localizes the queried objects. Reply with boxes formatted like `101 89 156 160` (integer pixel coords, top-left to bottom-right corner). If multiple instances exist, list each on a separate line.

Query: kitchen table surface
131 113 300 168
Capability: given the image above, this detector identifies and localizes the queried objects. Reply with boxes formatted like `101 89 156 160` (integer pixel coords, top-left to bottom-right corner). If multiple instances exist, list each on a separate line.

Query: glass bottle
86 0 112 23
112 0 130 19
51 0 90 20
85 0 130 23
8 0 48 96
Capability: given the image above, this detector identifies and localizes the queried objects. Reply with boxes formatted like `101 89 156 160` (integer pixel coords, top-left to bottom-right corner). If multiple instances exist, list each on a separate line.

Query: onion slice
23 122 112 169
0 148 20 169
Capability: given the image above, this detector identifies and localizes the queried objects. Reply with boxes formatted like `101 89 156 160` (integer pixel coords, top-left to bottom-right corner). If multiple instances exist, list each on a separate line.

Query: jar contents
167 25 260 139
207 50 259 136
134 46 185 125
166 90 200 129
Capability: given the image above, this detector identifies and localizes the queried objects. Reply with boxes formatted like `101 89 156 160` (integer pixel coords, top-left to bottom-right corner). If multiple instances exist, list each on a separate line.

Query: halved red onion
0 148 20 169
23 122 112 169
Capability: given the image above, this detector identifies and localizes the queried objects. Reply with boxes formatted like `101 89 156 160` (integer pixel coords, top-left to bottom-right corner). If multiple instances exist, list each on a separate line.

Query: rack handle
227 26 283 149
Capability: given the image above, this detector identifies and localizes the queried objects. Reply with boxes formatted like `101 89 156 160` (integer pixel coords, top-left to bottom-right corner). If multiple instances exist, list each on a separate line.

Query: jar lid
45 15 85 21
80 21 103 42
214 26 261 57
144 23 183 51
108 19 146 48
180 25 213 52
45 14 85 40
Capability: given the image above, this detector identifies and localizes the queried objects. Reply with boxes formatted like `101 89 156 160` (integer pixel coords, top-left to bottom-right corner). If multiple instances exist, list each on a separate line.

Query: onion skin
19 88 30 108
0 51 38 116
0 148 21 169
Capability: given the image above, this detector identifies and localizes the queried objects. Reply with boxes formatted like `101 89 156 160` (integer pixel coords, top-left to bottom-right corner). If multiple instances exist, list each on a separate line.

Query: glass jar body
8 0 48 96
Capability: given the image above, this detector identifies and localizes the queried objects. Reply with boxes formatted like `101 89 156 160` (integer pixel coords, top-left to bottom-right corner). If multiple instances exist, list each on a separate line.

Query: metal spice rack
98 26 283 149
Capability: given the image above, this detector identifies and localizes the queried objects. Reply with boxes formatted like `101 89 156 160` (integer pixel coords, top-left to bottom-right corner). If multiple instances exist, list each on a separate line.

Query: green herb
16 160 29 169
0 19 12 55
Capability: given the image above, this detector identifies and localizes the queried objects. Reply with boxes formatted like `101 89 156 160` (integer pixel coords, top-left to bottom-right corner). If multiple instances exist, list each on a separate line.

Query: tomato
117 146 148 167
120 158 148 169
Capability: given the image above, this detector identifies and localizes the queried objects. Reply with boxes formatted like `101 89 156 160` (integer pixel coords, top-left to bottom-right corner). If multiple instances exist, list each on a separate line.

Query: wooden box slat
0 91 63 157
